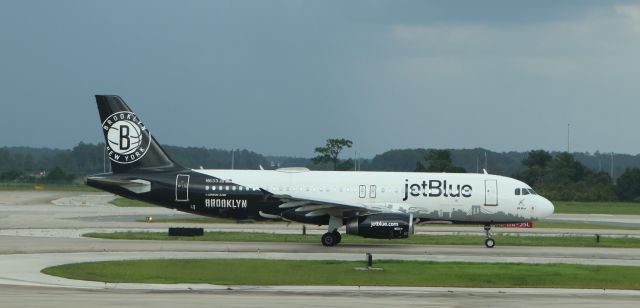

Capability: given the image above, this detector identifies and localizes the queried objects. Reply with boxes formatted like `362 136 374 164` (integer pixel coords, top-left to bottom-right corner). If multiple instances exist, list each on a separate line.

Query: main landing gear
321 230 342 247
484 224 495 248
322 215 343 247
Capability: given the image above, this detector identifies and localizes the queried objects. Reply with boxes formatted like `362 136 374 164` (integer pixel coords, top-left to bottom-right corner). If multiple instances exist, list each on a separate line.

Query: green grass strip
41 259 640 289
110 198 156 207
129 216 640 230
431 221 638 230
532 221 638 230
135 217 291 224
554 201 640 215
0 183 98 192
84 231 640 248
136 217 234 223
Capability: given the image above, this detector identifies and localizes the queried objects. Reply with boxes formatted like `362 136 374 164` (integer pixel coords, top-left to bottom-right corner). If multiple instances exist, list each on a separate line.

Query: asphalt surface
2 190 640 307
5 284 640 308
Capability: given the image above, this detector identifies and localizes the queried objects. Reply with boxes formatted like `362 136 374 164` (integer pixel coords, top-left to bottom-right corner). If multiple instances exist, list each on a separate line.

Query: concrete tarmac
2 190 640 307
5 284 640 308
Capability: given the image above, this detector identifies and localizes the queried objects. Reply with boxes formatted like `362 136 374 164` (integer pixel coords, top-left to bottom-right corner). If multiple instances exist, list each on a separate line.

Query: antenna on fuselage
483 169 488 175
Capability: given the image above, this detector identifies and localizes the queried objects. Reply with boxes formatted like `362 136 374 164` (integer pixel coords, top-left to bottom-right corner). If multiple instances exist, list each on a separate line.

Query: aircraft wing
269 192 376 217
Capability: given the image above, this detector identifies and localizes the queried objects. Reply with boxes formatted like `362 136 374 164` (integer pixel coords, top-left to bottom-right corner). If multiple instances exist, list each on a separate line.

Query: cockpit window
517 187 537 195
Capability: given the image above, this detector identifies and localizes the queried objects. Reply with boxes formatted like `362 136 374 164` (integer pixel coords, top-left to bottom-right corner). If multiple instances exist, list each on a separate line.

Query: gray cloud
1 1 639 157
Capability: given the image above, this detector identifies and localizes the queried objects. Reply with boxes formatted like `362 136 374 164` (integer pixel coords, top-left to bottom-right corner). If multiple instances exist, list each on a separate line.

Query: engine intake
346 213 414 239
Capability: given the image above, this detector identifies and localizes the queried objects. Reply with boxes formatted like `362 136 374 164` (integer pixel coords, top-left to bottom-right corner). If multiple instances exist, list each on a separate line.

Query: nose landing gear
484 224 495 248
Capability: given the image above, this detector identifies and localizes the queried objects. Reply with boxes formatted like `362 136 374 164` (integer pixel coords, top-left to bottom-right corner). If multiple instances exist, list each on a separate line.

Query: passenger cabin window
515 188 520 195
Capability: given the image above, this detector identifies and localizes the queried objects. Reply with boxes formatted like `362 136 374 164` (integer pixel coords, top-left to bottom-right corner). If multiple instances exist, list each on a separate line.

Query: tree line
3 140 640 202
311 139 640 202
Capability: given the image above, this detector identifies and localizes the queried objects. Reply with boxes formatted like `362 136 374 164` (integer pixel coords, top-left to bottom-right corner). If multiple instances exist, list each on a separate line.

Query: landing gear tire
483 224 495 248
321 232 338 247
333 230 342 244
484 238 495 248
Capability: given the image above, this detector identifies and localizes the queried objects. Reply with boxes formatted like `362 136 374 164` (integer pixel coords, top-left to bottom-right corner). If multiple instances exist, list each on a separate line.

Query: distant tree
0 168 26 181
336 159 355 171
312 138 353 170
368 149 428 171
44 166 74 184
522 150 552 169
69 142 105 173
516 151 617 201
415 149 466 173
616 168 640 201
0 148 14 172
546 152 587 184
516 150 552 186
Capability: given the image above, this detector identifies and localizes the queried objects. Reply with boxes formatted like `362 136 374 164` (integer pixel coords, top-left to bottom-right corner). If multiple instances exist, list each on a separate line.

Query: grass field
0 183 97 192
135 217 234 223
127 215 640 230
134 217 283 224
110 198 156 207
41 259 640 289
84 231 640 248
431 221 639 230
553 201 640 215
532 221 638 230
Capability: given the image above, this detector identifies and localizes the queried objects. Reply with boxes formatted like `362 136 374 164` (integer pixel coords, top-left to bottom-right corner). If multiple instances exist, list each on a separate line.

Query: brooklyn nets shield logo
102 111 151 164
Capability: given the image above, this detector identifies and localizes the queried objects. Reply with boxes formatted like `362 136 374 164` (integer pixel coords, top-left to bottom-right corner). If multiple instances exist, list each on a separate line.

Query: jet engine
346 213 414 239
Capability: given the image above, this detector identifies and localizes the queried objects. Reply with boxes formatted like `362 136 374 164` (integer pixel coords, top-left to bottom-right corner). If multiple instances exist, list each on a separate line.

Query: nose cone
536 197 555 219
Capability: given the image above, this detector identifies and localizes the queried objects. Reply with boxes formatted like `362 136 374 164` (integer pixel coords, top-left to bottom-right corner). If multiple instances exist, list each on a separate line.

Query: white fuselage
195 169 555 223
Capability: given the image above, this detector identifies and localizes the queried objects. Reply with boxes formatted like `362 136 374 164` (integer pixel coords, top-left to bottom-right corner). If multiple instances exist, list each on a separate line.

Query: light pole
567 123 570 153
610 152 614 182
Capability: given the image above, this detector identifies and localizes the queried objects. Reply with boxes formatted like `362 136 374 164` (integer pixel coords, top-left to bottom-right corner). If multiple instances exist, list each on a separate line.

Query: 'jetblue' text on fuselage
403 179 472 201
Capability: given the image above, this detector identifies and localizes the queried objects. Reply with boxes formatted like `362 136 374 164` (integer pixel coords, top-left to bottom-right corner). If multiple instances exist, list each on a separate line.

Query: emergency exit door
175 174 190 201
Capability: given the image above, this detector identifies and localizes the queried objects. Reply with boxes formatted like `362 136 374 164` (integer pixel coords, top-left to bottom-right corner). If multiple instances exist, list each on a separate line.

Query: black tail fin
95 95 181 173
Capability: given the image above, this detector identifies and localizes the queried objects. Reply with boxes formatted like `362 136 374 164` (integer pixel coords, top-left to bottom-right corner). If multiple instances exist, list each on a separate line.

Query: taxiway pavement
2 190 640 307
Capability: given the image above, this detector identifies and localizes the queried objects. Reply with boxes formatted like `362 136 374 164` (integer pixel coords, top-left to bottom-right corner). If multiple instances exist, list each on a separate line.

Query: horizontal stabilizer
86 176 151 194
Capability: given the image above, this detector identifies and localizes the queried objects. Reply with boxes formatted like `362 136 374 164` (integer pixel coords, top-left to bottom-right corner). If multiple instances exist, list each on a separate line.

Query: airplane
86 95 555 248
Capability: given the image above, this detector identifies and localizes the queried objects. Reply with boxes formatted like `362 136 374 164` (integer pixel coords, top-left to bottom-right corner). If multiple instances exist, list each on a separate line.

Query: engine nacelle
346 213 414 239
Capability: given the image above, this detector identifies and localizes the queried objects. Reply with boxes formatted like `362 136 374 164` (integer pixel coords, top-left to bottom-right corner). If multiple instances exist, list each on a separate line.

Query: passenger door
484 179 498 206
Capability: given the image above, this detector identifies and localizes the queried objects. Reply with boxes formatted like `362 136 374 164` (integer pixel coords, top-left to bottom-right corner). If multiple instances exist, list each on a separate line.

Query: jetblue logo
102 111 150 164
403 179 472 201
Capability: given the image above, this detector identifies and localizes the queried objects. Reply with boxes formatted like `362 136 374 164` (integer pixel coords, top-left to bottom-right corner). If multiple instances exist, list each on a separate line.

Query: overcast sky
1 0 640 157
